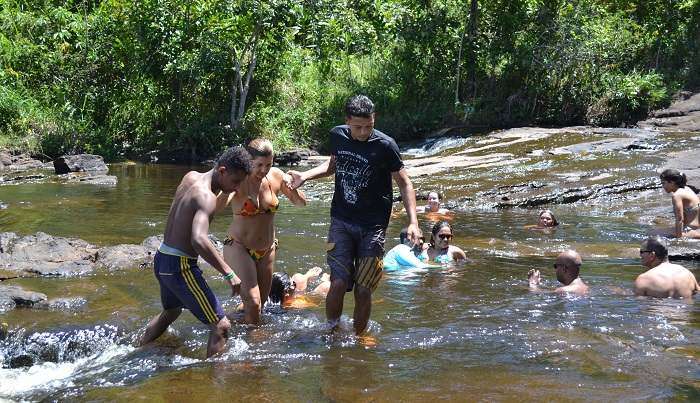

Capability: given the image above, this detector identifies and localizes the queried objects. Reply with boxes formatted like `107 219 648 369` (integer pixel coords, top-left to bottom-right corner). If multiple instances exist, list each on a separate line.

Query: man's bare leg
140 308 182 345
353 284 372 335
206 316 232 357
325 278 347 330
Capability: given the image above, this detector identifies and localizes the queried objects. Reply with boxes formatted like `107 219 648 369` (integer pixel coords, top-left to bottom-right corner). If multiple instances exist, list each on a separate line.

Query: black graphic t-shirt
329 125 404 228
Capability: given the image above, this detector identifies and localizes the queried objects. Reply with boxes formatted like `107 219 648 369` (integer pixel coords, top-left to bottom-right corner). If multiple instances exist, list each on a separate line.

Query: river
0 127 698 400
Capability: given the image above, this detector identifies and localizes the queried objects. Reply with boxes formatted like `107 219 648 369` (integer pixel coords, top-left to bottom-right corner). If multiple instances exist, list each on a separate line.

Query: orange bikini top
235 176 280 216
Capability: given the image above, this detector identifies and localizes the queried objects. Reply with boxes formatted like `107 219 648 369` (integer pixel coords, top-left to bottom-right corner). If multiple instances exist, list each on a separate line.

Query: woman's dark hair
269 272 293 304
660 169 699 193
642 237 668 260
660 169 687 188
429 221 452 247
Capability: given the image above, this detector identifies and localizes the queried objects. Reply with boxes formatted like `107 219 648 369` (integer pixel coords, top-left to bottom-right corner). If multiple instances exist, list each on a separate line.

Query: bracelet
223 271 236 281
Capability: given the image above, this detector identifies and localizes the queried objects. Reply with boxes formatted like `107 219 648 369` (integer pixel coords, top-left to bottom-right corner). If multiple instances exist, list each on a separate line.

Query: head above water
640 237 668 265
659 168 688 191
215 146 252 193
400 227 424 248
269 272 294 304
554 249 582 285
345 95 375 142
427 192 441 210
430 221 453 248
246 138 274 179
538 209 558 227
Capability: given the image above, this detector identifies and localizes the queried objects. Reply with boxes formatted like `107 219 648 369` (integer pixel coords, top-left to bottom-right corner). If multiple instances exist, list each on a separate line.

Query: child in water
426 221 467 264
525 209 559 231
269 268 330 308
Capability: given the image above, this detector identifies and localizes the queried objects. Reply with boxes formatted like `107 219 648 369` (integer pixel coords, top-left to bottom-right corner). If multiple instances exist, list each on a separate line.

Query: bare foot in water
528 269 541 286
357 334 378 348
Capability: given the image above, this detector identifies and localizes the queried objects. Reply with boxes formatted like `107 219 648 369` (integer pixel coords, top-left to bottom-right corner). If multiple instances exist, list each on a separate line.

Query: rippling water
0 130 698 400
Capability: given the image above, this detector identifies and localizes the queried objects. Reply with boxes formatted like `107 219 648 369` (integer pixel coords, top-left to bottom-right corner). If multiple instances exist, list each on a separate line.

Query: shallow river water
0 128 698 401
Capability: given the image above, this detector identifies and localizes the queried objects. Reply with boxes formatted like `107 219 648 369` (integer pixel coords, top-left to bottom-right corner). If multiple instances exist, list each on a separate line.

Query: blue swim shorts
154 250 225 325
326 217 386 293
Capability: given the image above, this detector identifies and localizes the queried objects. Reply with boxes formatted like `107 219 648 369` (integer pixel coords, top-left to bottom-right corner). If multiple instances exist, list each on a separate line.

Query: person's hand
286 170 305 190
406 223 422 244
528 269 541 286
228 276 241 296
307 266 323 277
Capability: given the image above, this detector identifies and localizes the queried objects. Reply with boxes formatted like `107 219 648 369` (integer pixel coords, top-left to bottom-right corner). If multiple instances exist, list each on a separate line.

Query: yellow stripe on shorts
180 256 218 323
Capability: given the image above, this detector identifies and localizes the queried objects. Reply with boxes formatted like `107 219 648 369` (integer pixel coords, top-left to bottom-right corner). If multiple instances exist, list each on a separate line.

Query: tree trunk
467 0 478 99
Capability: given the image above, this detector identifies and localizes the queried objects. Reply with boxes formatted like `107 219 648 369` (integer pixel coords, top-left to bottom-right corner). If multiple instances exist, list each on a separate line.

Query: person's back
163 171 208 257
634 262 699 299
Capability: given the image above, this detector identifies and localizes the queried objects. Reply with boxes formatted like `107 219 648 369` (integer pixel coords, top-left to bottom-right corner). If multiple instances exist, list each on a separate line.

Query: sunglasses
639 249 652 255
438 234 453 240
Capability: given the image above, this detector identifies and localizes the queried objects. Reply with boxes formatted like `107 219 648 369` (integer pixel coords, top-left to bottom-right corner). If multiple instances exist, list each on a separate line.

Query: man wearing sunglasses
528 250 589 294
634 237 699 299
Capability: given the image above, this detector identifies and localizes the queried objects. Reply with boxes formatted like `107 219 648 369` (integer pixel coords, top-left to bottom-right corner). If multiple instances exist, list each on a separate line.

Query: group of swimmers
138 94 698 358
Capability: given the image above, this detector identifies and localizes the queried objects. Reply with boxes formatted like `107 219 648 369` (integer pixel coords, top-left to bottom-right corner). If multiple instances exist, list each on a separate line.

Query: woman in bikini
223 138 306 324
655 169 700 239
426 221 467 264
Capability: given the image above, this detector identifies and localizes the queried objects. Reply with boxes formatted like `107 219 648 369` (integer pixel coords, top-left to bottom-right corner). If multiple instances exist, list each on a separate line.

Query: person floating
426 221 467 264
652 169 700 239
416 192 450 214
528 250 589 294
383 227 437 271
223 138 306 325
634 237 699 299
268 268 330 308
140 146 251 358
525 209 559 230
287 94 422 335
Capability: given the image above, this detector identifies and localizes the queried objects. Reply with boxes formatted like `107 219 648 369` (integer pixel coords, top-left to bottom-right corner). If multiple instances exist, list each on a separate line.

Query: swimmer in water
426 221 467 264
383 227 439 270
650 169 700 239
525 209 559 230
634 237 699 299
528 250 589 295
269 269 330 308
416 192 450 214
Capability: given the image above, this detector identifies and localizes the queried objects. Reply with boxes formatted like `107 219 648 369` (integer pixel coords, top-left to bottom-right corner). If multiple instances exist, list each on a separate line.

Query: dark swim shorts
154 251 225 325
326 217 386 292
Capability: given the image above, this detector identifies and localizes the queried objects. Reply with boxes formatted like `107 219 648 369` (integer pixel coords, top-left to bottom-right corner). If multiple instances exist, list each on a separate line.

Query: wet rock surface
53 154 109 175
638 92 700 132
274 149 318 166
0 285 47 312
0 152 47 172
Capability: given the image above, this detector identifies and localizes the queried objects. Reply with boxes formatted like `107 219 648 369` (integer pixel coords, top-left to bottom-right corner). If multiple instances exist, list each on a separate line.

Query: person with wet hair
528 250 588 294
634 237 699 299
525 209 559 230
223 138 307 326
416 192 450 214
383 227 436 271
653 169 700 239
140 146 250 358
426 221 467 264
286 94 421 335
269 268 330 308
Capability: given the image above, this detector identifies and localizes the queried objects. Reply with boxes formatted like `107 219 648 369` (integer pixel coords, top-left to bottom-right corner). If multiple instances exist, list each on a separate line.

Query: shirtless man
140 146 251 357
634 237 699 299
528 250 589 294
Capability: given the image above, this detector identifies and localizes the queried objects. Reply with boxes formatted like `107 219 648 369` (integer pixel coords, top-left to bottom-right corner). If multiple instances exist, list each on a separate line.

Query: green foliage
0 0 698 160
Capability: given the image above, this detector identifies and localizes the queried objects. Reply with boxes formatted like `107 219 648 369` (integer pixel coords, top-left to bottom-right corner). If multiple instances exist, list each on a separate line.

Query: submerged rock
0 284 47 312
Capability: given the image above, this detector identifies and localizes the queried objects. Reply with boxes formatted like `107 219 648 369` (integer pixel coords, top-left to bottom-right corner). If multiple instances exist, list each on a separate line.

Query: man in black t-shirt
288 95 421 335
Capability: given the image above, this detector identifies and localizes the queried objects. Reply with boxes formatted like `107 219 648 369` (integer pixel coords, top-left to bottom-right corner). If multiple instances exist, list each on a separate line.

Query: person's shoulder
330 125 350 137
371 129 398 145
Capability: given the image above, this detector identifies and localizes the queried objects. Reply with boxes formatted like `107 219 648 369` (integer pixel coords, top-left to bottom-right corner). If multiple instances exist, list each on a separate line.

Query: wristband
223 271 236 281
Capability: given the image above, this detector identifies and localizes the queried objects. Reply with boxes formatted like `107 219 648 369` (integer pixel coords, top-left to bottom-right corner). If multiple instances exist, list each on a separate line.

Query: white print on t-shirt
336 151 372 205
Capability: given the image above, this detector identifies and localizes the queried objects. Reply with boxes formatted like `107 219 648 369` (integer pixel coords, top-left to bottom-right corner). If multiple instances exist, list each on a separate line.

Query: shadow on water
1 129 699 400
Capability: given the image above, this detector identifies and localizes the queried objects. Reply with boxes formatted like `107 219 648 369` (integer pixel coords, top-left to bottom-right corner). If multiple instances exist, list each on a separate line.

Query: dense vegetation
1 0 698 161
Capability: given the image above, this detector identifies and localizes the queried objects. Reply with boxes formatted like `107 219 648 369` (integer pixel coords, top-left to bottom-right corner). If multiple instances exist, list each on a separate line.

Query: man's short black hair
345 95 375 118
642 237 668 260
217 146 251 174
